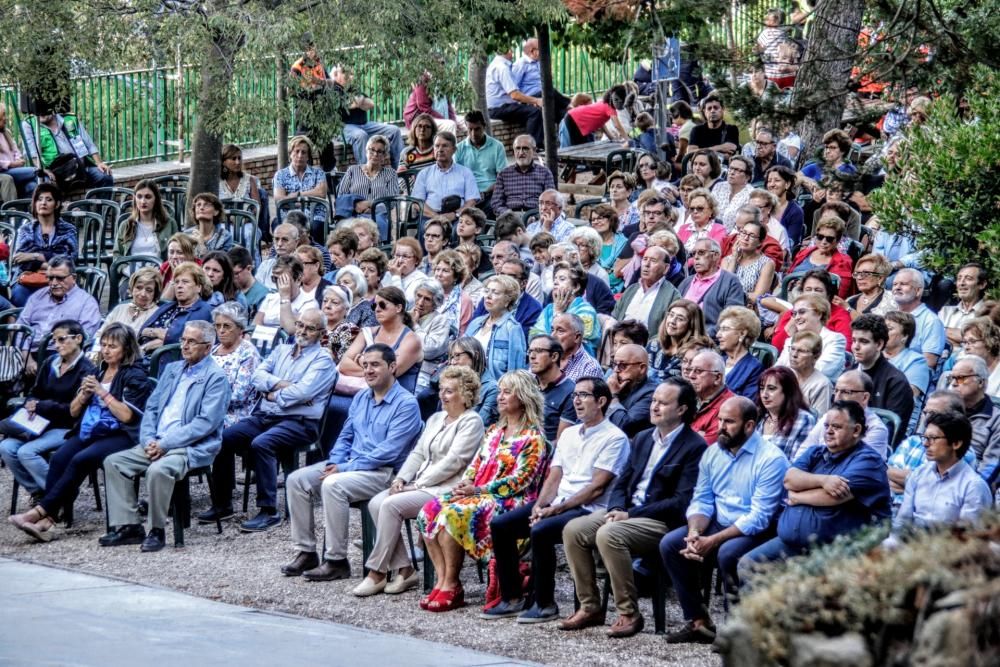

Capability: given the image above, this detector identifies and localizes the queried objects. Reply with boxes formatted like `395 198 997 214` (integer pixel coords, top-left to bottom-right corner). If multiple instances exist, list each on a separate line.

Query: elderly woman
211 302 260 428
417 337 500 424
411 279 453 391
202 250 246 308
183 192 233 256
321 284 359 363
716 306 764 400
113 180 177 260
347 217 380 254
607 170 639 232
569 226 610 286
786 330 833 413
0 320 96 503
775 293 846 382
420 217 451 275
274 135 328 241
433 249 472 335
766 165 805 248
338 286 423 392
466 275 527 382
530 262 601 355
845 253 897 319
400 113 438 172
357 247 389 303
254 256 317 335
950 317 1000 396
9 324 152 541
384 238 428 306
712 155 754 231
11 183 77 305
353 365 485 597
755 366 816 460
417 369 549 612
589 203 628 292
674 188 726 254
456 242 485 305
336 135 400 238
91 267 163 361
295 244 331 308
720 216 776 303
648 299 705 382
788 216 853 299
219 144 261 204
139 261 214 354
332 264 375 327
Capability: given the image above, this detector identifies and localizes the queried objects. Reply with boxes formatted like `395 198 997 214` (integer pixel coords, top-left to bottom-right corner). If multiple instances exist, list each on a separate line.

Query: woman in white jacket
352 365 485 597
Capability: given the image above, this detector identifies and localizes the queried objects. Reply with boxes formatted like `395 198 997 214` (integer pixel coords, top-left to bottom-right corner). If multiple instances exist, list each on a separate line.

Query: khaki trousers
365 488 433 573
105 445 189 531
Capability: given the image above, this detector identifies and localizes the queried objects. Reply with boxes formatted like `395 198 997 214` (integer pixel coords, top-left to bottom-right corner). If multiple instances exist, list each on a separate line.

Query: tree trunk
188 32 239 204
537 24 558 181
469 52 491 135
276 55 289 170
790 0 865 158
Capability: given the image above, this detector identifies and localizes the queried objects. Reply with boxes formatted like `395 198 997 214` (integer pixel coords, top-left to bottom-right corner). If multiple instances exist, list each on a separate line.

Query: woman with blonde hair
716 305 764 399
466 275 527 381
91 267 163 360
674 187 726 254
274 135 328 241
138 261 214 353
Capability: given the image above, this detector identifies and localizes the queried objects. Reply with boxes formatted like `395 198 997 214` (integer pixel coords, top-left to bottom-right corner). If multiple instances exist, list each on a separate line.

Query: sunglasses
815 233 837 243
374 300 393 311
688 206 707 213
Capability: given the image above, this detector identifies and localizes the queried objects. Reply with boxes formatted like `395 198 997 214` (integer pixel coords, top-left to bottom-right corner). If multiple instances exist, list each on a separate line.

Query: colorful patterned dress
417 424 549 561
210 339 261 428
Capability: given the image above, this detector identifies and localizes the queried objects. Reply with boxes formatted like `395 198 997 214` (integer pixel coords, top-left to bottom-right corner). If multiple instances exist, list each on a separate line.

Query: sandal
419 588 440 611
427 585 465 613
18 516 56 543
8 505 46 530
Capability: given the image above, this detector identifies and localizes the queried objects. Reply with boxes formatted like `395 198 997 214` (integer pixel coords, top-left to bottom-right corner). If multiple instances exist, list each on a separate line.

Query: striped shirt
337 164 401 203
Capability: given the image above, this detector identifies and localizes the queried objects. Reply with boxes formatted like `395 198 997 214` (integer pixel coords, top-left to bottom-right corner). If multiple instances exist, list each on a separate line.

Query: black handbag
48 153 86 188
439 194 462 214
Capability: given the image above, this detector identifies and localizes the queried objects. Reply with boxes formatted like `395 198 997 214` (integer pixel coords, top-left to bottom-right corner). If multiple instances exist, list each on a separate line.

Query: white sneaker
351 577 387 597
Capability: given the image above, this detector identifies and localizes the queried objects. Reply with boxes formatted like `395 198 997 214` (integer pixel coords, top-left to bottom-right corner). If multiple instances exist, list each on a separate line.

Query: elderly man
562 378 706 637
738 400 891 577
17 256 101 374
612 246 680 335
939 262 987 346
546 242 615 315
529 335 577 444
851 314 914 445
553 312 602 381
607 344 658 438
488 243 543 302
513 38 571 121
891 268 946 370
332 65 404 169
493 135 556 216
946 356 1000 482
660 396 788 644
255 222 301 289
619 192 670 242
526 189 575 242
280 343 422 581
686 350 734 445
749 128 792 183
486 48 544 149
100 321 231 552
793 370 891 460
484 376 629 623
413 131 480 229
678 238 745 337
455 111 508 216
204 309 336 532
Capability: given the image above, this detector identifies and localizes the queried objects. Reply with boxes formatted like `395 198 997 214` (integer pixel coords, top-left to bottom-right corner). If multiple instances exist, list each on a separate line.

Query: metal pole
537 24 558 181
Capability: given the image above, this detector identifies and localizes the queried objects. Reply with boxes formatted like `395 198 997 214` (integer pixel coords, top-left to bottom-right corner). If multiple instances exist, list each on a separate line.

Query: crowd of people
1 24 997 650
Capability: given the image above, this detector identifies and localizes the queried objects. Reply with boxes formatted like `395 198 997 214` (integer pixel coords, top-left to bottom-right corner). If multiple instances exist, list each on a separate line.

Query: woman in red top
771 268 853 352
787 216 853 299
559 85 629 146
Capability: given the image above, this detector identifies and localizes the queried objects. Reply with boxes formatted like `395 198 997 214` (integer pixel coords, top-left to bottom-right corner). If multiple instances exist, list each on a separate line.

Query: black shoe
98 524 146 547
138 499 148 516
303 559 351 582
197 506 235 524
240 511 281 532
281 551 320 576
140 528 166 552
664 621 717 644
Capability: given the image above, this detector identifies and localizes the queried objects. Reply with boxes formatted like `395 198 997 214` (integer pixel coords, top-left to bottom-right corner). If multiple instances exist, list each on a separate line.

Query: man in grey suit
611 246 680 336
100 321 232 552
678 238 745 337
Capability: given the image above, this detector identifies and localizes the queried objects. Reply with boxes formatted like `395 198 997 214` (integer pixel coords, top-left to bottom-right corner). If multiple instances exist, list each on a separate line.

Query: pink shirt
568 101 617 136
0 131 23 170
674 219 728 253
684 268 723 305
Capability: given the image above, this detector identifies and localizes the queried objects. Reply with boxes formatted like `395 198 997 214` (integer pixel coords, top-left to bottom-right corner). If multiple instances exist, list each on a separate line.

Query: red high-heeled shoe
427 585 465 612
419 588 440 610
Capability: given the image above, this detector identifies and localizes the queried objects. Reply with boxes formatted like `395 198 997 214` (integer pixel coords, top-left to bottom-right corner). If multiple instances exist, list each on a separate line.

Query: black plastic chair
0 199 32 214
750 342 779 369
150 174 190 188
159 186 188 227
67 199 121 269
369 195 425 244
871 407 902 447
605 149 639 180
85 186 135 205
64 210 105 267
221 197 261 220
221 209 258 254
275 195 330 244
574 197 606 220
75 266 108 305
149 343 182 379
108 254 161 310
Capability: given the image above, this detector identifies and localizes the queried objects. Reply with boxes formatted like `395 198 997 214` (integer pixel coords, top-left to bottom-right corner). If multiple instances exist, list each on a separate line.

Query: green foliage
869 67 1000 290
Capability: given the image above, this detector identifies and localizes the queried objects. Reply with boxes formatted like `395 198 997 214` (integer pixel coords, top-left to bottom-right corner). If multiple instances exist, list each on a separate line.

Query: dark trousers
83 165 114 190
40 432 134 517
659 521 773 622
212 414 319 511
490 501 589 606
489 103 545 150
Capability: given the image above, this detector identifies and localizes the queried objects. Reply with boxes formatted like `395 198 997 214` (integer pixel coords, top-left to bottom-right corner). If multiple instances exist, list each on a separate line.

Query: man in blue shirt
486 49 544 149
738 401 891 580
891 268 946 370
281 343 423 582
660 396 788 645
412 132 480 241
512 38 570 122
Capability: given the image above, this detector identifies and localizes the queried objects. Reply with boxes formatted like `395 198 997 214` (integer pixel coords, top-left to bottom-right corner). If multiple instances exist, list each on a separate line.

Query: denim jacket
465 311 527 382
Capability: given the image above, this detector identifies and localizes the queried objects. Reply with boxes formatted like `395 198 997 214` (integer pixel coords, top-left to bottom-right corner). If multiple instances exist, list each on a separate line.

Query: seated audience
138 261 213 355
797 129 857 199
712 156 754 231
954 317 1000 396
891 268 946 370
11 184 77 306
322 285 359 364
544 244 615 315
606 344 657 437
295 245 330 308
746 188 790 251
335 263 377 326
678 238 745 337
113 180 177 260
210 302 261 429
720 214 776 303
412 132 479 227
765 165 804 248
254 256 318 335
0 101 36 198
687 93 740 158
336 135 400 238
755 366 816 460
399 113 438 172
454 112 508 215
945 356 1000 479
255 223 300 289
716 306 764 400
851 314 914 444
884 311 930 432
492 135 555 217
333 65 405 169
674 188 726 255
486 50 545 149
183 192 233 255
404 72 460 134
526 190 574 242
418 337 499 425
466 275 527 382
787 330 833 413
100 321 231 552
419 217 451 275
411 279 452 391
527 334 577 444
939 262 988 346
532 262 601 355
688 350 735 445
229 247 270 316
432 249 473 335
570 226 610 286
750 128 793 183
21 110 114 191
648 300 706 383
202 250 245 308
788 216 853 299
324 227 358 282
273 135 328 241
383 238 428 307
770 269 853 352
358 247 390 301
589 203 629 293
845 253 897 319
606 171 639 233
792 370 891 461
612 246 680 337
219 144 261 205
774 293 846 382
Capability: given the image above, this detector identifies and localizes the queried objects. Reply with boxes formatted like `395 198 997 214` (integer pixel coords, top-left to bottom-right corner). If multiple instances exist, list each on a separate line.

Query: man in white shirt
611 246 680 334
254 256 319 335
939 262 987 346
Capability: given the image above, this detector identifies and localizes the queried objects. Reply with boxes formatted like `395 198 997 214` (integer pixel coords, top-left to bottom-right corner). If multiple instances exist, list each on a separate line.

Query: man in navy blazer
101 321 232 552
678 238 745 337
561 377 707 637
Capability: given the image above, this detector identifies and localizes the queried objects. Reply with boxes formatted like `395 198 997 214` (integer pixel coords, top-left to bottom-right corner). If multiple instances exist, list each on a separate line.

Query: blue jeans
343 122 404 170
11 283 41 307
736 536 807 584
0 428 70 494
5 166 38 196
83 165 114 189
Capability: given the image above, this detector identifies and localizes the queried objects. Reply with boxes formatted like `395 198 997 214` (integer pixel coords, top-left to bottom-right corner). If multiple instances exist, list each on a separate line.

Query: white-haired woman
569 226 610 286
335 263 377 327
211 302 261 428
322 285 359 363
411 279 453 391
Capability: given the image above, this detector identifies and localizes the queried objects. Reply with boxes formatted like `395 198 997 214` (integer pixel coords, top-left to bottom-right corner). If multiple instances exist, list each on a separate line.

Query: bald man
687 350 734 445
255 223 301 289
607 344 658 437
512 38 570 121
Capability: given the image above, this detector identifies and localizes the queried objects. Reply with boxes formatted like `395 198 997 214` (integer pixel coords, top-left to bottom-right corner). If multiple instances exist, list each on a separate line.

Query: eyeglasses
300 260 319 266
687 367 718 376
834 387 866 396
366 148 387 155
180 338 211 348
947 373 981 386
571 391 595 400
961 338 983 347
716 325 738 333
917 432 948 444
853 271 883 279
612 360 642 370
728 167 748 175
46 274 71 282
736 230 757 239
528 347 553 356
448 351 471 363
815 233 837 243
294 321 322 333
692 249 718 257
539 200 560 208
513 146 533 152
53 334 78 344
688 206 707 213
789 346 815 356
755 140 775 146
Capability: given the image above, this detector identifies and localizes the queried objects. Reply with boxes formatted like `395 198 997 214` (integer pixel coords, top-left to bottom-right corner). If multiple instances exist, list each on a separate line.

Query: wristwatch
280 298 291 304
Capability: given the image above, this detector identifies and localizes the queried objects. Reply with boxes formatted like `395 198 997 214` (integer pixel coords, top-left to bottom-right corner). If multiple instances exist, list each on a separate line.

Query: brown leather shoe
558 608 605 631
303 558 351 582
280 551 320 577
607 613 645 638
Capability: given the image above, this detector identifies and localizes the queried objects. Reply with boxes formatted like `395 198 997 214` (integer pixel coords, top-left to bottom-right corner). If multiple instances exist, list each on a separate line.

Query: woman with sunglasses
844 253 897 319
788 216 853 299
338 286 423 393
674 188 726 255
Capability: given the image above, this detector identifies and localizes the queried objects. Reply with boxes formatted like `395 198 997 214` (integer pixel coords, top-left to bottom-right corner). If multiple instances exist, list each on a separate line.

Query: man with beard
491 135 555 217
659 396 788 645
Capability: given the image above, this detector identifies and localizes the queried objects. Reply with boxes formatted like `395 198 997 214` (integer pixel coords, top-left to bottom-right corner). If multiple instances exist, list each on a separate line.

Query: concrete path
0 557 536 666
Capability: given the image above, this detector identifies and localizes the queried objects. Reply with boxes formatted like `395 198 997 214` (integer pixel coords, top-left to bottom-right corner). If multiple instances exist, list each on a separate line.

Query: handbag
439 194 462 214
48 153 87 189
79 396 121 441
17 270 49 288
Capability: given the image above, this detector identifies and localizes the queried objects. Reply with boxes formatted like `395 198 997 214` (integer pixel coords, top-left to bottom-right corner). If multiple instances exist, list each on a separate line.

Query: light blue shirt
887 347 930 396
893 459 992 530
156 356 212 438
412 161 480 212
455 136 508 193
526 214 575 242
251 341 336 420
686 432 789 535
513 56 542 96
486 54 519 108
907 303 946 359
328 381 423 473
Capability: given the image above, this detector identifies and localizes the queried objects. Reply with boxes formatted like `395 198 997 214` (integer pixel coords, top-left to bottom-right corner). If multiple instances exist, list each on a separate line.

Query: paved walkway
0 557 535 667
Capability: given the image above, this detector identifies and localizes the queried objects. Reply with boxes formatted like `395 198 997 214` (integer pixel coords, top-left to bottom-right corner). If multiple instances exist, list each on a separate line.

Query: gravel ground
0 472 722 667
